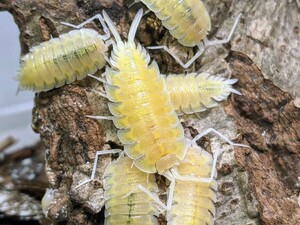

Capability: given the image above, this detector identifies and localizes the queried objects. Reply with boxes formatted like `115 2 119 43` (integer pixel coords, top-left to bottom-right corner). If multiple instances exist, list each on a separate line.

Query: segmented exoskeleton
166 146 217 225
124 128 248 224
140 0 211 47
104 156 160 225
165 73 241 115
18 15 110 92
125 143 218 225
136 0 241 68
97 9 186 174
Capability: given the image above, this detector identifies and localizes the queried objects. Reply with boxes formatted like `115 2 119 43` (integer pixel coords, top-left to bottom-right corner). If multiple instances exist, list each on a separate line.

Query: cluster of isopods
19 1 246 224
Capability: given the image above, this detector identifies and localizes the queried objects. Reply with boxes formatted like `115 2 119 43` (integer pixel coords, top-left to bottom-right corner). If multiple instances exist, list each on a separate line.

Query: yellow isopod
123 129 248 224
124 143 218 225
137 0 241 68
165 72 241 115
166 146 217 225
103 155 160 225
140 0 211 47
95 9 187 174
18 14 111 92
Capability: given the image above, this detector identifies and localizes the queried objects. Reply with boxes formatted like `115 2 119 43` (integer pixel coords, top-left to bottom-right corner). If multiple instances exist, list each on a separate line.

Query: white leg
105 39 114 48
147 45 205 69
88 74 108 84
91 89 108 99
163 171 176 211
96 90 108 99
122 184 169 212
76 149 122 188
61 14 110 41
86 115 114 120
203 13 242 47
192 127 249 148
90 149 122 180
128 0 140 8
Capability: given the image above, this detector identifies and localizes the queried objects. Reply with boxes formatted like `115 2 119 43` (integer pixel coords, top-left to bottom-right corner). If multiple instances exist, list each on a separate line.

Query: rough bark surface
0 0 299 225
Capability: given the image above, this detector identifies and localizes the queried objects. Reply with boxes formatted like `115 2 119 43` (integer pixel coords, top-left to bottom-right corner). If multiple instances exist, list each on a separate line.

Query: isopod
136 0 241 68
165 145 217 225
126 143 218 225
18 14 110 92
164 72 241 115
90 9 187 174
125 128 249 224
103 155 160 225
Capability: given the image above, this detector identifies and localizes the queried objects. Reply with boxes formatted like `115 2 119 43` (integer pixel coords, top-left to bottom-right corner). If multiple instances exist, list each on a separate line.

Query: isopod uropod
103 155 160 225
137 0 241 68
95 9 187 174
18 15 110 92
164 72 241 115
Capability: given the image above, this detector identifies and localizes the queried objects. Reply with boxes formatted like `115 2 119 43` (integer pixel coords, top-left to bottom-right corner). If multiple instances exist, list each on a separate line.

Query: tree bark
1 0 299 224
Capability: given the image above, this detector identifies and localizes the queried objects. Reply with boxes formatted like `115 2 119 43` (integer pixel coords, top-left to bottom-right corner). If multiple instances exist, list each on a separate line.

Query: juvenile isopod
164 72 241 115
133 0 241 68
18 15 111 92
103 155 160 225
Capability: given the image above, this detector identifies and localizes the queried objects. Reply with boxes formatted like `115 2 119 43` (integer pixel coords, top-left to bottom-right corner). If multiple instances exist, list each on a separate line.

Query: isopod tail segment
147 14 242 69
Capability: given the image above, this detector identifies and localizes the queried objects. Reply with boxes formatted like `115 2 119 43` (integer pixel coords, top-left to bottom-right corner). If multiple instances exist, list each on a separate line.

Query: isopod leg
61 14 111 41
127 0 151 15
86 115 114 120
88 74 108 84
203 13 242 47
75 149 122 188
163 171 176 211
147 45 205 69
128 0 140 8
192 127 249 148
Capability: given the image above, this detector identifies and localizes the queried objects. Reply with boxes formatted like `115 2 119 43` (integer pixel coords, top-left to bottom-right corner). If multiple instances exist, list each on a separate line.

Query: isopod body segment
165 73 241 115
102 9 187 174
18 28 108 92
103 156 159 225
